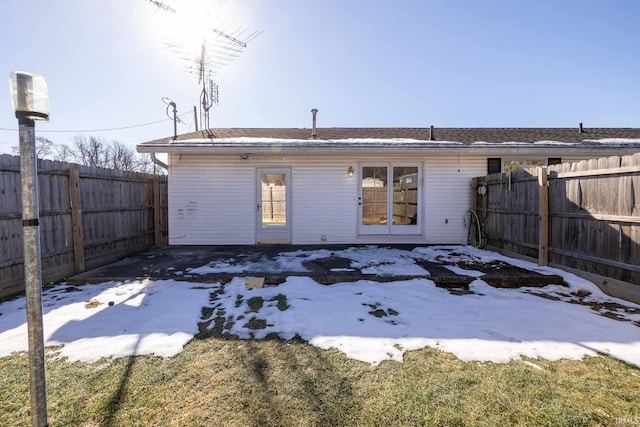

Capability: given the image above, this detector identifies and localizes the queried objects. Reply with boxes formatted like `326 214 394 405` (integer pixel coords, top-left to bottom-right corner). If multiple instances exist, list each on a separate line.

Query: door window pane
261 174 286 226
361 167 387 225
392 167 418 225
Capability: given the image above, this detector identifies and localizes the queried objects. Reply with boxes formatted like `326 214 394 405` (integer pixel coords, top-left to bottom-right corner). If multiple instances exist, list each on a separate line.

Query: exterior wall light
347 166 354 177
8 70 49 427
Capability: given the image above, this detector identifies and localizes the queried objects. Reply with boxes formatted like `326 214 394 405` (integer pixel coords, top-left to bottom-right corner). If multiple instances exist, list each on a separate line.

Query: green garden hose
465 209 486 248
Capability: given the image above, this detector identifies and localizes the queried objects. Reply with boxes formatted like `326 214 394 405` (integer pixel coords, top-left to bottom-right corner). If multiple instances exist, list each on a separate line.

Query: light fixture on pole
9 71 50 427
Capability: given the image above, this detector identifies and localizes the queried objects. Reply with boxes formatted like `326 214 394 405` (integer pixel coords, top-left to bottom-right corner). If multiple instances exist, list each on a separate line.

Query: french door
358 163 421 235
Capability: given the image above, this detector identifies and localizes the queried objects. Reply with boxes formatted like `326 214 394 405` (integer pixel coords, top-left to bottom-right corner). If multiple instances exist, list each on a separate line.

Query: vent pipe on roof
170 102 178 141
429 125 435 141
578 122 584 133
311 108 318 139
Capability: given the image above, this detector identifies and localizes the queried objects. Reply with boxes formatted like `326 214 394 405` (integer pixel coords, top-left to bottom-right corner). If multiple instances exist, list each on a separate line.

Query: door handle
257 204 260 211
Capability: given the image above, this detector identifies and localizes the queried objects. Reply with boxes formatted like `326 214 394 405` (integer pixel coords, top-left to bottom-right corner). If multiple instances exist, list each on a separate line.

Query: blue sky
1 0 639 154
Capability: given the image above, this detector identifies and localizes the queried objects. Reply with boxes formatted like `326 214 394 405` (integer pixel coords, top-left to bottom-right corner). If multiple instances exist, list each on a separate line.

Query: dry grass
1 338 640 426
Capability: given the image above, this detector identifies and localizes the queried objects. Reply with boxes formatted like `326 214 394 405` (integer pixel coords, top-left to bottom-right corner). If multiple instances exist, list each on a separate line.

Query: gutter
150 152 168 170
137 144 640 157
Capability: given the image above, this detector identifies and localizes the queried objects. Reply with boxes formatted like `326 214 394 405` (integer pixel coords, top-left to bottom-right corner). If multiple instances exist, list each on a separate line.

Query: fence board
475 153 640 287
0 155 168 299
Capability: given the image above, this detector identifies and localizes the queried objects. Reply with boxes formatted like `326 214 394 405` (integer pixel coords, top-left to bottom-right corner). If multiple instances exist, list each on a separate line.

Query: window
487 158 502 174
359 164 421 235
547 157 562 166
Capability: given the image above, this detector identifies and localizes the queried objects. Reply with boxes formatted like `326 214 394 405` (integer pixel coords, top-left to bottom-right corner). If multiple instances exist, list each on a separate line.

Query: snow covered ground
1 246 639 367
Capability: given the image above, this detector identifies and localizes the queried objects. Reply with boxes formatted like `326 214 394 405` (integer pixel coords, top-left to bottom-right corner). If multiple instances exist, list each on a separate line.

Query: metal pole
170 102 177 140
19 117 49 427
193 105 198 131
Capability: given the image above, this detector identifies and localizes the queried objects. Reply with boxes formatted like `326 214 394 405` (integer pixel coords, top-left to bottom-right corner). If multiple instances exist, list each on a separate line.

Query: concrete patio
67 245 566 290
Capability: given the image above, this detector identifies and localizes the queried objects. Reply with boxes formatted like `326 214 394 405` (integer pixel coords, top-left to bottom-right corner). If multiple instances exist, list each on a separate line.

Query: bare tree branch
9 134 159 174
10 136 54 159
53 144 74 162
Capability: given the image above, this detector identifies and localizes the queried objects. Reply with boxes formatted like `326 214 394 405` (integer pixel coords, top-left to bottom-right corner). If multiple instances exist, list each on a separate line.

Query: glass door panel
261 174 287 226
256 169 291 243
392 167 419 225
361 166 388 227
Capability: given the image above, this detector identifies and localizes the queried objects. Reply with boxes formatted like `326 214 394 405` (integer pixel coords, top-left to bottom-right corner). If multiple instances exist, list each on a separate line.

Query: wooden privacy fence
473 153 640 287
0 154 168 299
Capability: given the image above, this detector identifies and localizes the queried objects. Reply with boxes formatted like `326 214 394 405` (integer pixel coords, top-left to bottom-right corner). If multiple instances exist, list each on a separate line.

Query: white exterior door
358 163 421 235
256 168 291 243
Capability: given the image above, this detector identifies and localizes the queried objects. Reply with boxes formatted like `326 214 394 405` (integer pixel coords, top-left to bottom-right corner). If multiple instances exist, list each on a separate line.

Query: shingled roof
140 127 640 145
137 127 640 155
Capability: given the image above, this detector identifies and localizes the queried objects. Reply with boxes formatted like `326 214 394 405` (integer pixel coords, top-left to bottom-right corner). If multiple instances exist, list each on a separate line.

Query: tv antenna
146 0 176 14
145 0 261 129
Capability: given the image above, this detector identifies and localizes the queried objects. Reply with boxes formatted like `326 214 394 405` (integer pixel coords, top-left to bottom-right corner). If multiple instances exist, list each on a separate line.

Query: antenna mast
146 0 261 130
146 0 176 13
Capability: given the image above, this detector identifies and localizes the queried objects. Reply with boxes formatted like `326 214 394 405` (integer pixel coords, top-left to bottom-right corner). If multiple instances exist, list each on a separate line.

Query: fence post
538 167 549 266
153 175 162 247
68 164 85 273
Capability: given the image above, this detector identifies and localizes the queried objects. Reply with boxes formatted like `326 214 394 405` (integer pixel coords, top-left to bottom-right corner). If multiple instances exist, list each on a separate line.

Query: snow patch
0 280 217 362
584 138 640 144
1 247 638 367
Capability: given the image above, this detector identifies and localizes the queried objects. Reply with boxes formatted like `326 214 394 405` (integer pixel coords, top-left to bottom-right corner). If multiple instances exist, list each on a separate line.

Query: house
137 117 640 246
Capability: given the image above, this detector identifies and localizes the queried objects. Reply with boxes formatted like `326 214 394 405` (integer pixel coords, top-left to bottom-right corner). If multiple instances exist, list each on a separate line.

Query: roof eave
136 143 640 156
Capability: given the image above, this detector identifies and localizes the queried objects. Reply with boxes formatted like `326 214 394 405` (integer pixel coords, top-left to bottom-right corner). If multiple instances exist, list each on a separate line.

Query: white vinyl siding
292 164 357 244
423 156 486 244
168 155 255 245
167 154 490 245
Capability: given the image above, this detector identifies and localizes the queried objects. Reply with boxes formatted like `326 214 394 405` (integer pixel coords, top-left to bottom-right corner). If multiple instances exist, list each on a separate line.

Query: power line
0 112 191 133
